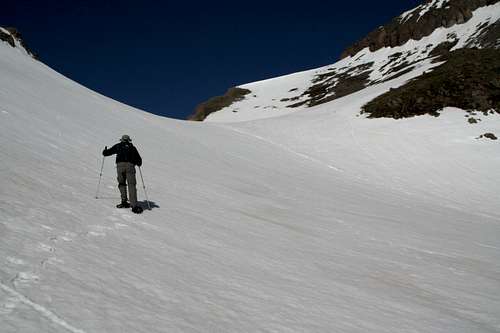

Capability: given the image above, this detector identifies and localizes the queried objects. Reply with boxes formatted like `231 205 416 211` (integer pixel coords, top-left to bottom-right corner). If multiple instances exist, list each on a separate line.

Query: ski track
0 282 87 333
220 125 344 172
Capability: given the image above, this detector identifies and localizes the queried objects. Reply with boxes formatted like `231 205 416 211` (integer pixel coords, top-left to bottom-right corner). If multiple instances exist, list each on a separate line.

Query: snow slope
1 24 500 333
204 2 500 123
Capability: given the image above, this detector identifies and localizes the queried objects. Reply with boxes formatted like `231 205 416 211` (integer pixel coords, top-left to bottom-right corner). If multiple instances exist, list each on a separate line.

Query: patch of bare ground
361 48 500 119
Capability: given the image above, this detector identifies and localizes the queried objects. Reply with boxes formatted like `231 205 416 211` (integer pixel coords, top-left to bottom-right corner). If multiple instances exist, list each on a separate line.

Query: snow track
219 125 344 172
0 282 86 333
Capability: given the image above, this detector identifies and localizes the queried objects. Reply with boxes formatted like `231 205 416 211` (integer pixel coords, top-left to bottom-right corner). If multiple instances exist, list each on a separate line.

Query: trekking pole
138 166 151 210
95 155 105 199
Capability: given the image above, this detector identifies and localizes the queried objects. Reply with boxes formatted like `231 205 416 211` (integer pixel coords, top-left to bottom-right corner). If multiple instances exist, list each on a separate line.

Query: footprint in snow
6 257 26 265
60 235 74 242
86 225 112 237
121 214 133 221
47 230 78 244
38 243 55 253
11 272 40 287
58 231 76 242
41 257 64 268
87 231 106 237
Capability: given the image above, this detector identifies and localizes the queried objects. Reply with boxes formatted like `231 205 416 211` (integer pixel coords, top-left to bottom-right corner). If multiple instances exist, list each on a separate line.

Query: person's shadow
137 200 160 210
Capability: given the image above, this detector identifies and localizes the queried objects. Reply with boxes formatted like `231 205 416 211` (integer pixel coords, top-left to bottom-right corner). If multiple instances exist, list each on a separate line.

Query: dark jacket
103 142 142 166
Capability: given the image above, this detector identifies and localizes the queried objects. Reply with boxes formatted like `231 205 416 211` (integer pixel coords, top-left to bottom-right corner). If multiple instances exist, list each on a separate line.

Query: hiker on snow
103 135 143 214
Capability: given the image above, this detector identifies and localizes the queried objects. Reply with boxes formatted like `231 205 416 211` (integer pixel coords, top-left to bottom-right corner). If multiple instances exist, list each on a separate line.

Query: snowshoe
116 201 131 208
132 206 143 214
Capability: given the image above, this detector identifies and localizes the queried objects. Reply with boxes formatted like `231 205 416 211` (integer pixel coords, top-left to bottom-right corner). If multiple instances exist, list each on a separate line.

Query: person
103 135 143 214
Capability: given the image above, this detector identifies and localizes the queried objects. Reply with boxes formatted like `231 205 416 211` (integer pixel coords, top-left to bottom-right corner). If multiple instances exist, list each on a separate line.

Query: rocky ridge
341 0 499 58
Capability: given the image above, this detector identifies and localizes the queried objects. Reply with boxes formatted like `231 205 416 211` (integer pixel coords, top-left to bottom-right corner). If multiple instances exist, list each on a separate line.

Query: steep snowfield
205 2 500 123
1 27 500 333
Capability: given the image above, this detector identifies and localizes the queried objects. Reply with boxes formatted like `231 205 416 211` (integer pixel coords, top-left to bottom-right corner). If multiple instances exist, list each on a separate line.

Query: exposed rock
0 29 15 47
470 20 500 48
361 48 500 118
0 27 38 59
341 0 500 59
288 62 373 108
189 87 251 121
429 40 459 58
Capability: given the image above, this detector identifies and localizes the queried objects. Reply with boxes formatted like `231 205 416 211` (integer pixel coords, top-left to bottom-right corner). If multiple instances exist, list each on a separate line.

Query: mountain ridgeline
341 0 499 58
191 0 500 122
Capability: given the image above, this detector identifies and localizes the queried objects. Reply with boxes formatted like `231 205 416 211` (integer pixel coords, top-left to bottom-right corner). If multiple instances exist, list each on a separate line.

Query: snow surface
1 17 500 333
417 0 448 21
399 0 450 23
205 2 500 123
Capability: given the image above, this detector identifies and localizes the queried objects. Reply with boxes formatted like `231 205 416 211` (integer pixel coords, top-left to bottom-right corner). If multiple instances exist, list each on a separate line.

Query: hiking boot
116 201 131 208
132 206 143 214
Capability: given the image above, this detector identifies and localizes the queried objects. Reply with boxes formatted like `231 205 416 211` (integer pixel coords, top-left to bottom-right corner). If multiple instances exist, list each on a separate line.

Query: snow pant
116 162 137 207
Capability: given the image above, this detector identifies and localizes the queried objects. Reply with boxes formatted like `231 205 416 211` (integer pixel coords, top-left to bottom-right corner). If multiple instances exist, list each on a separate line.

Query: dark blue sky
3 0 421 119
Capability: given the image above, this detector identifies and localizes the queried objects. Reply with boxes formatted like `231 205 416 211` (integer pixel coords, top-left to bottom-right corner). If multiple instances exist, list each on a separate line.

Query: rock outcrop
341 0 499 59
0 27 37 59
189 87 251 121
0 29 16 48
